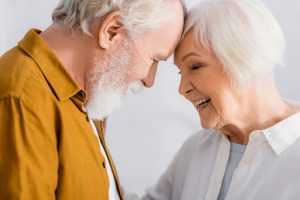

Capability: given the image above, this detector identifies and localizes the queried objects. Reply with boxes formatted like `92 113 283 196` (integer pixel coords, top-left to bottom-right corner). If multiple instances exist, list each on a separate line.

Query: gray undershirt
217 142 247 200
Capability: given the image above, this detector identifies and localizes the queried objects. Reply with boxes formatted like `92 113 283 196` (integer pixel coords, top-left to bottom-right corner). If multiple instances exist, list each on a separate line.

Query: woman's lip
192 97 211 107
196 100 211 112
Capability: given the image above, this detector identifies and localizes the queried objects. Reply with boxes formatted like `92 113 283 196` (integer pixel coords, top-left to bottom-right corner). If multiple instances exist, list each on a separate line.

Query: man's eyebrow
157 51 173 61
160 57 168 61
156 55 168 61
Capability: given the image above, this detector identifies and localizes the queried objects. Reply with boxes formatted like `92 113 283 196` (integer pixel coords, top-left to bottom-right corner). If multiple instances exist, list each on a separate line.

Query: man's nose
142 63 158 88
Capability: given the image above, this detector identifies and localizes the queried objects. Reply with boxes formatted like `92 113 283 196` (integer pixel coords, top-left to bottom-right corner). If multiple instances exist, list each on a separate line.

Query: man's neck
40 24 94 89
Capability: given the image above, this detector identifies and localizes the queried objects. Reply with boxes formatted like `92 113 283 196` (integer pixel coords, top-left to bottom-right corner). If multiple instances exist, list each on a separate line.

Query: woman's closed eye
191 63 206 70
177 62 207 75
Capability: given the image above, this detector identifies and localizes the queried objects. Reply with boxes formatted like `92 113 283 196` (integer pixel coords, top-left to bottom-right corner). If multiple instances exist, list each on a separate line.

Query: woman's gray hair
183 0 286 85
52 0 186 38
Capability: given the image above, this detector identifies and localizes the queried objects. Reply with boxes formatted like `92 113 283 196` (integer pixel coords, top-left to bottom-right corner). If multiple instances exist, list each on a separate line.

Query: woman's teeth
194 98 211 109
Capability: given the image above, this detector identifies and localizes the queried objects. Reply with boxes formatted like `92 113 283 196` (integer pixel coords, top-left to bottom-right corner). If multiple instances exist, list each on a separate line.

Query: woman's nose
178 75 193 96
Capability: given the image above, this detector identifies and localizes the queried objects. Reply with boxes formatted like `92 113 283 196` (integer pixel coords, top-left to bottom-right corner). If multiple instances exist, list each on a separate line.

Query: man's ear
98 11 126 49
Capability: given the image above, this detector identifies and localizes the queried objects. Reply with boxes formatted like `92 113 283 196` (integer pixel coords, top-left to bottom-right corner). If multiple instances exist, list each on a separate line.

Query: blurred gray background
1 0 299 194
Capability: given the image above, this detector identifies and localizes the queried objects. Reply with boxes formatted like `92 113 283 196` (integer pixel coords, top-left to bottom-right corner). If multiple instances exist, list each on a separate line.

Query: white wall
1 0 299 195
0 0 57 54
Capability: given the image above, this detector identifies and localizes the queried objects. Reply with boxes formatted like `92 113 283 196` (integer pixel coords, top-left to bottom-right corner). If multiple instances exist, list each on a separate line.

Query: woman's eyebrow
181 52 200 62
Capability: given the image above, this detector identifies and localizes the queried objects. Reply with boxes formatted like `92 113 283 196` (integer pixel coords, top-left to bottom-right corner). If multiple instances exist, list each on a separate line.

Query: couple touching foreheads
1 0 300 199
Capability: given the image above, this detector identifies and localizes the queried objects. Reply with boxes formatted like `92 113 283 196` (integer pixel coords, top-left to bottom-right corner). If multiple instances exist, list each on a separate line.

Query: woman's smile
193 97 211 112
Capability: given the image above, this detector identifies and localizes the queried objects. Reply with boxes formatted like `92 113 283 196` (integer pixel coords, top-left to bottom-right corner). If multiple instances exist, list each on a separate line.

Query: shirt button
77 91 86 99
102 161 106 169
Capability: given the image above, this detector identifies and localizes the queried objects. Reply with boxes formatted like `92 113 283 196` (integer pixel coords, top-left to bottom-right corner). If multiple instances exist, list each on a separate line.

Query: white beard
85 41 144 120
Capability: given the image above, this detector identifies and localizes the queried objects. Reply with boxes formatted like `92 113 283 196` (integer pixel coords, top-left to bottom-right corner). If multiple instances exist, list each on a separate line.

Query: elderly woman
141 0 300 199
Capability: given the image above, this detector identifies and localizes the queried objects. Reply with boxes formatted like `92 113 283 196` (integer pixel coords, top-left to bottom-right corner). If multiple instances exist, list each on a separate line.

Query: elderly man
0 0 185 199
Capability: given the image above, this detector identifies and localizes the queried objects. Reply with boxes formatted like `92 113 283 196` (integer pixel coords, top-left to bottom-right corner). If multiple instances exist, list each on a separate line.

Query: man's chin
129 81 144 94
85 81 144 121
85 87 127 121
86 99 124 121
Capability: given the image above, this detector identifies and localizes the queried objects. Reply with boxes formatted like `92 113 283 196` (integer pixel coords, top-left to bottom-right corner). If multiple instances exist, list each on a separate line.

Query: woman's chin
200 119 217 129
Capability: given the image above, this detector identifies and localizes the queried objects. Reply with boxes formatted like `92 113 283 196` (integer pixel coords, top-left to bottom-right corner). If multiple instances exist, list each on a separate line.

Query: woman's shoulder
179 129 221 153
185 128 220 143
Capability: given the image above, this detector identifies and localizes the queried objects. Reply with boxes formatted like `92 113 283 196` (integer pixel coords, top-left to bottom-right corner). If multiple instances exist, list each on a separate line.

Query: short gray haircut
52 0 186 37
183 0 286 85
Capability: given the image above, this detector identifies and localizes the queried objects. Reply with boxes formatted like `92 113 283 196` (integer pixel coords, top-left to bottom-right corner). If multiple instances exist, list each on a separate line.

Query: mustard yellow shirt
0 29 123 200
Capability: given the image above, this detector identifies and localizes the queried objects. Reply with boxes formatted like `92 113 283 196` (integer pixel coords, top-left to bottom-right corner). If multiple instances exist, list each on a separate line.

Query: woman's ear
98 11 126 49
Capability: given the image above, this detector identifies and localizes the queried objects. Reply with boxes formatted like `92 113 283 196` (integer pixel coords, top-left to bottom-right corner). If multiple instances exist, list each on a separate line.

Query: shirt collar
261 101 300 156
18 29 85 102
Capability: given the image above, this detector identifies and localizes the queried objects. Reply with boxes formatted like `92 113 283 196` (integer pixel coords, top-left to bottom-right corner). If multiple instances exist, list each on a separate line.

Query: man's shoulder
0 46 53 101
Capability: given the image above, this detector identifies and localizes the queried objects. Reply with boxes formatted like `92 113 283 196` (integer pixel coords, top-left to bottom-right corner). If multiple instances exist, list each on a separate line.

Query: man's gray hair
52 0 186 37
183 0 286 86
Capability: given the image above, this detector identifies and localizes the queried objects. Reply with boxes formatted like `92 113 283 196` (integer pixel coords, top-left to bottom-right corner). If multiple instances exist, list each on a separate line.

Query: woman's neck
220 78 296 144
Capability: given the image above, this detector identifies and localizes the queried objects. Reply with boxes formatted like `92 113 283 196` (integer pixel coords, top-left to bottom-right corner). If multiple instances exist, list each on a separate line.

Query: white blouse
142 111 300 200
